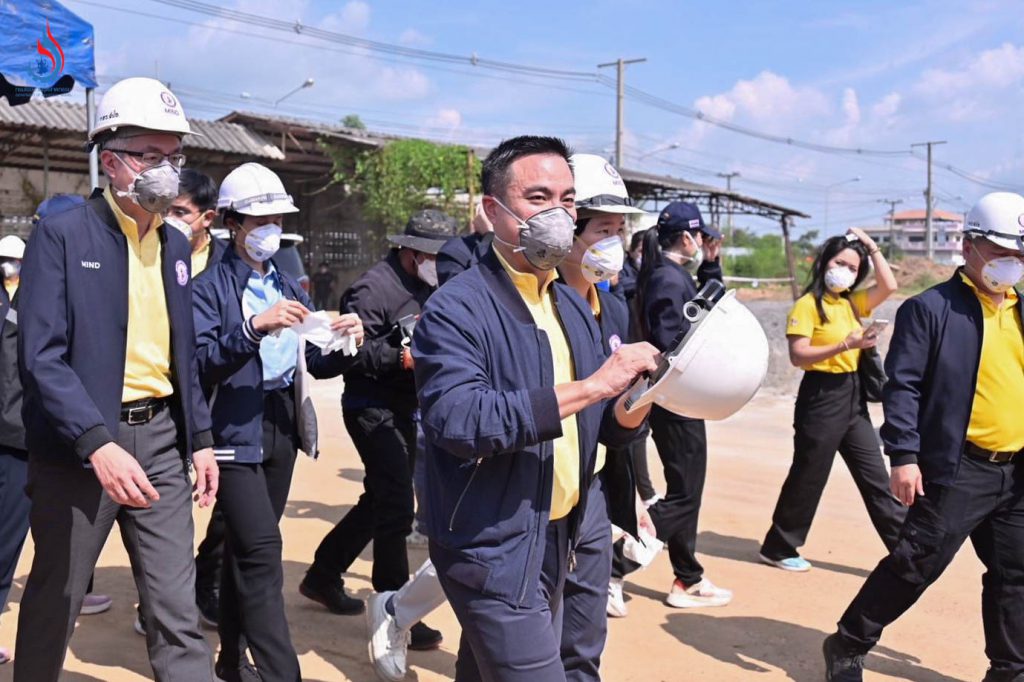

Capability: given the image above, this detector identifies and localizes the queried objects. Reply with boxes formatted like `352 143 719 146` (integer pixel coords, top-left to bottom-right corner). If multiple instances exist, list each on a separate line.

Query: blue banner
0 0 96 104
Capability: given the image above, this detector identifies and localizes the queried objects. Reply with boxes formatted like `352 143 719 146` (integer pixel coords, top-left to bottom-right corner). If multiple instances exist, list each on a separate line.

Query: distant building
858 208 965 265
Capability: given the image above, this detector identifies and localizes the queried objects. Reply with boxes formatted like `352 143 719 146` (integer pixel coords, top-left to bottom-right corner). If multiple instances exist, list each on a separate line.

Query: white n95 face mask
163 216 193 239
244 223 282 262
981 256 1024 293
580 235 625 283
824 266 857 293
416 257 438 287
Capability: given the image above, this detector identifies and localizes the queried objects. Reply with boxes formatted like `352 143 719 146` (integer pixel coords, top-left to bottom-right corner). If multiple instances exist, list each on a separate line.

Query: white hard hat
571 153 647 215
0 235 26 260
624 282 768 420
90 77 194 141
964 192 1024 252
217 163 298 216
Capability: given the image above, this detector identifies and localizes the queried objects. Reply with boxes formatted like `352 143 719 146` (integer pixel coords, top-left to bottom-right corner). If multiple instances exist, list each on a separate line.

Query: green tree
341 114 367 130
320 137 480 249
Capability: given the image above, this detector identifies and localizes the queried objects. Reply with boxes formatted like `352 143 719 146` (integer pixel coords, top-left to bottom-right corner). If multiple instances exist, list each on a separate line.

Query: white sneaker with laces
665 578 733 608
367 591 409 682
606 578 627 618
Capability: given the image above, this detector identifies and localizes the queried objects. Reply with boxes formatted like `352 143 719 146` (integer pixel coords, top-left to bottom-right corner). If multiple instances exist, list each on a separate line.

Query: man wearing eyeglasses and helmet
14 77 218 682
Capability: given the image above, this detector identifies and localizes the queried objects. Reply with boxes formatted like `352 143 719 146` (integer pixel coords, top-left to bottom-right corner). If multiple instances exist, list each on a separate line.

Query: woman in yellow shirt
759 228 906 572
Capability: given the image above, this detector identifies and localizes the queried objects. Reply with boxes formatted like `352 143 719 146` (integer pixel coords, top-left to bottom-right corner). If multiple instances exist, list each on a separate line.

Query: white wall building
858 209 965 265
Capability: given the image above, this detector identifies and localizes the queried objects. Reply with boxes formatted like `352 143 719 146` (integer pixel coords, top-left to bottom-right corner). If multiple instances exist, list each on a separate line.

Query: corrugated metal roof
0 98 284 160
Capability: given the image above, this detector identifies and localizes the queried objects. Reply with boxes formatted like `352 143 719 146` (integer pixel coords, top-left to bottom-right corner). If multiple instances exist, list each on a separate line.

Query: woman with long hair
759 228 906 572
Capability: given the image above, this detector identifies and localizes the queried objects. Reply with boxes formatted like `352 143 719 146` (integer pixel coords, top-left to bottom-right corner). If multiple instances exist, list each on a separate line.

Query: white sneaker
606 578 627 618
665 578 733 608
366 591 409 682
406 529 429 548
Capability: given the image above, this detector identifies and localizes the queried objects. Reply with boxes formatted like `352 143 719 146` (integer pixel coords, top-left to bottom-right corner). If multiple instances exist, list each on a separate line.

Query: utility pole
911 140 947 261
878 198 904 259
717 171 740 245
598 57 646 168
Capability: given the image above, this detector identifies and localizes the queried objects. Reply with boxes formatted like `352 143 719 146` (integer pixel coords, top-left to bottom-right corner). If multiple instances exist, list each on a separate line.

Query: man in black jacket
299 209 453 648
824 192 1024 682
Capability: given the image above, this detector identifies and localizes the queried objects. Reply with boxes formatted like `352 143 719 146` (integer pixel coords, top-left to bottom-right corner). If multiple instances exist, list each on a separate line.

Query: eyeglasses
110 149 187 168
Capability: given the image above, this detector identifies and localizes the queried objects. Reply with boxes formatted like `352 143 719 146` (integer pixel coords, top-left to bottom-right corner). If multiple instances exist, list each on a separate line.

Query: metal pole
86 88 99 189
598 57 645 169
878 198 904 259
42 137 50 199
717 171 739 243
782 216 799 300
912 140 946 261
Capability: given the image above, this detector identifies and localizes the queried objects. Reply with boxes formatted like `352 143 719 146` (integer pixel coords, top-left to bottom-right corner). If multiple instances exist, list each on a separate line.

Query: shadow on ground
697 531 875 579
662 612 967 682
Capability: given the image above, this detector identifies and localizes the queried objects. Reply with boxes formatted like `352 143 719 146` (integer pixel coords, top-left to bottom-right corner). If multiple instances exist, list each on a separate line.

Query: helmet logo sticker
1018 213 1024 230
161 91 177 108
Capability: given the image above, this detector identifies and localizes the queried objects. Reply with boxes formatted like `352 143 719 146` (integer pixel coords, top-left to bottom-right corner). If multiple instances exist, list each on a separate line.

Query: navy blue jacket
641 257 724 353
880 272 1024 485
0 285 24 451
192 245 358 463
413 249 640 608
18 191 213 463
437 232 493 287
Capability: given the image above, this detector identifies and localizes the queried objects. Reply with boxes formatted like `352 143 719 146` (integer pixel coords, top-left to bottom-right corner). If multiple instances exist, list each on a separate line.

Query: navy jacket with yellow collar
18 190 213 463
413 248 642 608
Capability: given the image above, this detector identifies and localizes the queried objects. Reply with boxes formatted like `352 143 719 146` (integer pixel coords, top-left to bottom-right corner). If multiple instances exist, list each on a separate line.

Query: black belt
964 441 1021 464
120 397 168 426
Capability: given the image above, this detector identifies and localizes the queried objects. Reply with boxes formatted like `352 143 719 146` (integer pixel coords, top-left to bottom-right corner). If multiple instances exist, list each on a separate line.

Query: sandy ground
0 378 988 682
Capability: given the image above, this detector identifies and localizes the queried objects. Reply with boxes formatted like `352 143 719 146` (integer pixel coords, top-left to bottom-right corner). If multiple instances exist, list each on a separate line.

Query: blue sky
57 0 1024 233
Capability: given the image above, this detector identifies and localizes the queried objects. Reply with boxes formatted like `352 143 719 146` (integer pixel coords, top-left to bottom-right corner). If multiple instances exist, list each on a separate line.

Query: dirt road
0 378 986 681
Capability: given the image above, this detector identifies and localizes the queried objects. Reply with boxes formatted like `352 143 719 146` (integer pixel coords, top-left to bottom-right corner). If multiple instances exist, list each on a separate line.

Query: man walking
824 192 1024 681
14 77 218 682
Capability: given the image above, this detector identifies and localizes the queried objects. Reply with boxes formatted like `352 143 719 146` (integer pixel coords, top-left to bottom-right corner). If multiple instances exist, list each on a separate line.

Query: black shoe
196 587 219 628
215 658 262 682
409 621 443 651
823 634 864 682
299 574 364 615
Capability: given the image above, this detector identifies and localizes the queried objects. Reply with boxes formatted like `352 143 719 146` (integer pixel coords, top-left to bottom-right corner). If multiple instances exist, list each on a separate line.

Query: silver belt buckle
126 405 150 425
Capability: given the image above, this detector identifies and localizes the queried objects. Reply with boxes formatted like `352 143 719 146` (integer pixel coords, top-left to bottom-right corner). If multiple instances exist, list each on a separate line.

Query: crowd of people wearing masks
0 76 1023 682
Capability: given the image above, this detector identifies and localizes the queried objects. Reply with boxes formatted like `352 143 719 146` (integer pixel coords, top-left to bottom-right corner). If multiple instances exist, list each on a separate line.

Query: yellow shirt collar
960 271 1018 310
586 284 601 317
103 186 161 240
495 247 554 305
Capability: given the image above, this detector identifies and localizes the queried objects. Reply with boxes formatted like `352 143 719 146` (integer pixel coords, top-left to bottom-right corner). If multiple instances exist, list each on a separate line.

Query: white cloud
695 71 830 125
399 28 431 47
871 92 901 119
841 88 860 125
916 42 1024 93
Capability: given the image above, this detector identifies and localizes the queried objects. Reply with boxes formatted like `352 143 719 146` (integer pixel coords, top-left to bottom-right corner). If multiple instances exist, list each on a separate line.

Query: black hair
574 217 590 236
805 235 871 323
178 169 218 212
222 210 246 230
629 231 645 253
481 136 573 199
635 226 685 340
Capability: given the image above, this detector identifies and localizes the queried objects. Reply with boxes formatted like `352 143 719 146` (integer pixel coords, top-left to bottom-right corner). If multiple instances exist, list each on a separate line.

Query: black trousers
217 388 300 681
0 446 29 620
641 406 708 586
761 371 906 560
837 454 1024 678
310 406 415 592
195 506 225 596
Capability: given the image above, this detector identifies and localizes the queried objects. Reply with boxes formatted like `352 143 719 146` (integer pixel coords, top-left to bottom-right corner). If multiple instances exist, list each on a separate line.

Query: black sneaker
196 586 219 628
299 574 364 615
409 621 443 651
823 634 864 682
215 658 261 682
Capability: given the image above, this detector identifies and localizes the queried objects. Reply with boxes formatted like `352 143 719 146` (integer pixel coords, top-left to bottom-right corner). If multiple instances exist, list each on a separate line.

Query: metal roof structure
0 98 283 174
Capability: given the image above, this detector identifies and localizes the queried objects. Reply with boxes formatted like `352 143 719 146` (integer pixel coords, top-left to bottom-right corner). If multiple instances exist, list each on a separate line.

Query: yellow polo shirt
787 290 871 373
4 279 17 300
962 273 1024 452
584 285 606 476
496 250 581 520
104 187 174 402
192 237 211 276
